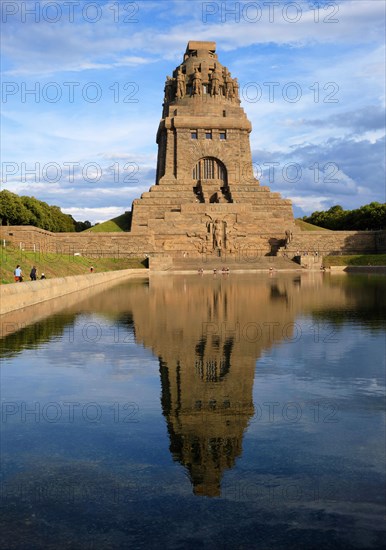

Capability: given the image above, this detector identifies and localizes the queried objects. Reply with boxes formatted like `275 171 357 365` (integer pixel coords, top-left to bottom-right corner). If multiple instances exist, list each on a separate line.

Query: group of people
197 267 230 274
13 265 46 282
12 264 93 282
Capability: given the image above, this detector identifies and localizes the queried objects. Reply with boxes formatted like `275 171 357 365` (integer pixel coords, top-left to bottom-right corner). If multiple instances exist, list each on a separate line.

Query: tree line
0 190 92 232
303 202 386 231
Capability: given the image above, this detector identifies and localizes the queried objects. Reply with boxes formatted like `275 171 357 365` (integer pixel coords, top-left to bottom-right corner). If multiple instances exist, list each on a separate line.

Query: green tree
50 205 75 232
304 202 386 230
21 196 47 228
74 219 92 232
0 190 19 225
0 190 32 225
1 190 77 231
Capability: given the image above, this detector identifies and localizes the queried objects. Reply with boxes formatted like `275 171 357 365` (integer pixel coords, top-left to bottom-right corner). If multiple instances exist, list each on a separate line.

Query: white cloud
62 206 127 224
1 0 385 221
3 1 385 76
288 195 328 212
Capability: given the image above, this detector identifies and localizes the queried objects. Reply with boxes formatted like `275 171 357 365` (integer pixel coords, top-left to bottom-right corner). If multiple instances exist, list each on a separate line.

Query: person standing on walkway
30 266 37 281
14 265 23 282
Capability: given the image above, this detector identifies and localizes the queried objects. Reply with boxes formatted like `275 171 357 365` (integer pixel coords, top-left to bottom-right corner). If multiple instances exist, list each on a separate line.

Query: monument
3 41 382 263
130 41 296 259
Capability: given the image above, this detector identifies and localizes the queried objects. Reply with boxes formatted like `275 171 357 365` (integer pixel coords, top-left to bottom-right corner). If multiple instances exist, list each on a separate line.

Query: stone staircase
164 255 301 272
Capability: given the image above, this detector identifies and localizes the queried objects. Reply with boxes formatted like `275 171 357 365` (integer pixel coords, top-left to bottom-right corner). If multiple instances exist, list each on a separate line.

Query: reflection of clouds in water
359 377 385 395
249 324 385 478
6 342 160 409
1 274 385 541
3 304 162 411
269 316 385 381
29 312 157 375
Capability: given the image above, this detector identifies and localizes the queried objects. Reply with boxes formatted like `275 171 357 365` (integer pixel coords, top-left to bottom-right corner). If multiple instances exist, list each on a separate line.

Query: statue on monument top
164 75 174 103
192 67 202 96
210 63 221 96
223 67 234 100
232 77 239 101
176 66 186 99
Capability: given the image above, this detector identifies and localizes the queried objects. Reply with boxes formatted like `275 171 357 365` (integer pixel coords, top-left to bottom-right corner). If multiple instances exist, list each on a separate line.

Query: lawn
1 245 146 284
323 254 386 267
295 219 331 231
86 212 131 232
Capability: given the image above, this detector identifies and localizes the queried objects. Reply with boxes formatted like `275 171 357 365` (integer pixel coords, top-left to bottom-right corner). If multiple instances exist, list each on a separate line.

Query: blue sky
1 0 385 223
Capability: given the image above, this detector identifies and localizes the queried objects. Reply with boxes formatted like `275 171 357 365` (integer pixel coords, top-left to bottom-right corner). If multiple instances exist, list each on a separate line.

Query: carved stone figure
223 67 233 99
232 77 239 101
164 76 174 102
210 64 221 96
285 229 293 244
188 231 210 254
213 219 223 249
192 68 202 95
225 222 237 252
176 67 185 99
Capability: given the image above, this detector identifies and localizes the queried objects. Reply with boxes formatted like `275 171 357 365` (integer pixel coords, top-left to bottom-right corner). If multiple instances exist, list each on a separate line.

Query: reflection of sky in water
1 274 385 549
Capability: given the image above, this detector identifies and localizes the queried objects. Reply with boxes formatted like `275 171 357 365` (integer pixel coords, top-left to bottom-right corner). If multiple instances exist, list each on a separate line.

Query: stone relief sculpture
164 57 238 106
285 229 293 244
232 78 239 101
164 76 175 103
187 232 211 254
192 67 202 95
223 67 234 100
213 219 223 249
204 216 226 251
176 66 186 99
224 223 235 252
210 64 221 96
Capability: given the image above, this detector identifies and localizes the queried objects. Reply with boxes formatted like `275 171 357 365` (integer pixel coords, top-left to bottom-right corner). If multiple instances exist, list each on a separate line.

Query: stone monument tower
130 41 296 258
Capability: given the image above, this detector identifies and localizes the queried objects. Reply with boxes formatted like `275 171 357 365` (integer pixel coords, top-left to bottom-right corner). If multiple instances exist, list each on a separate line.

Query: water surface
1 273 385 549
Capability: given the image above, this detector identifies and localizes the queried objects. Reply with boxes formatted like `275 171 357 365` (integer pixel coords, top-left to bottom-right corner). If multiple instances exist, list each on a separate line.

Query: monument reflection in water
1 273 385 548
133 275 299 497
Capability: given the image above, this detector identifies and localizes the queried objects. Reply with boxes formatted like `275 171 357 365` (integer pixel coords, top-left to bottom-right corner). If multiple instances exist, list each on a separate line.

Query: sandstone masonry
130 40 296 257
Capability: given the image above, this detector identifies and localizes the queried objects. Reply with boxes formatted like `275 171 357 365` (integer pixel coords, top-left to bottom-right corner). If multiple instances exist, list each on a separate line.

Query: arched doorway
192 157 231 203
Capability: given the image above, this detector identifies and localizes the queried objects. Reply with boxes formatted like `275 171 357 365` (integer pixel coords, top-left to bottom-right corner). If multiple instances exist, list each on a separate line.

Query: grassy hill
86 212 131 232
323 254 386 267
1 245 145 284
295 219 331 231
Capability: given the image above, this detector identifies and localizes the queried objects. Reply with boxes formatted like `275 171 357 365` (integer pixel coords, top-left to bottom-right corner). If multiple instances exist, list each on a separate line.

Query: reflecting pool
1 273 385 549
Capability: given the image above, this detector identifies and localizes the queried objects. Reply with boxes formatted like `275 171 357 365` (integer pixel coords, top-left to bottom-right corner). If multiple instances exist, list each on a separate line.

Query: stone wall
0 268 147 314
375 231 386 253
285 230 385 256
0 226 154 257
1 227 385 261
